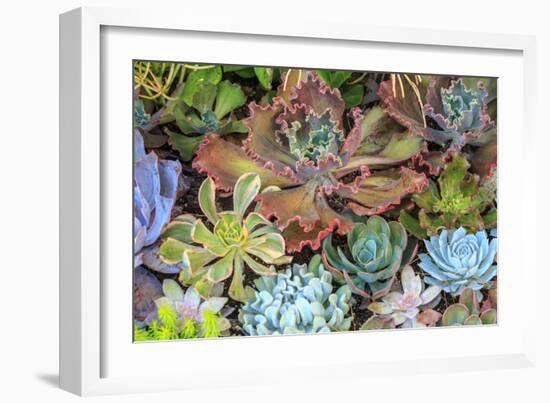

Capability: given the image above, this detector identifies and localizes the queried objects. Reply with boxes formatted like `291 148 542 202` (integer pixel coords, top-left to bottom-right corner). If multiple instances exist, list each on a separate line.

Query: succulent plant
366 266 441 328
133 265 163 326
194 70 427 252
239 255 353 335
158 172 292 302
322 216 410 300
379 76 495 150
399 153 496 238
166 79 248 161
418 227 497 298
134 130 181 267
134 279 230 341
441 288 497 326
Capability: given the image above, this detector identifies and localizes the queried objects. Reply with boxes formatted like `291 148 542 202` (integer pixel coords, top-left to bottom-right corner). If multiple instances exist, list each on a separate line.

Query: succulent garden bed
133 62 497 340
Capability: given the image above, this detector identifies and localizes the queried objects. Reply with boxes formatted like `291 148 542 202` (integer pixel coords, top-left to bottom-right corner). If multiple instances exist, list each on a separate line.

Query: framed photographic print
60 6 537 396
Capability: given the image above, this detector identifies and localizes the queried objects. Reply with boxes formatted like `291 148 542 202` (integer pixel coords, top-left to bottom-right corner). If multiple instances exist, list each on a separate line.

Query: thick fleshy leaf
192 82 217 114
162 279 185 302
399 210 428 239
214 80 247 120
245 233 286 260
441 303 469 326
161 215 196 243
233 173 261 217
342 84 364 108
340 168 427 215
416 309 442 327
480 308 497 324
464 315 482 326
368 302 393 315
458 288 480 315
141 245 183 274
244 212 271 233
134 266 163 323
193 134 297 191
315 70 352 89
254 67 274 90
241 253 277 276
198 177 219 225
360 315 395 330
257 180 318 231
181 66 222 107
166 129 205 162
281 193 354 252
472 139 497 178
159 238 189 265
206 250 236 283
228 254 247 302
337 132 423 175
181 246 218 276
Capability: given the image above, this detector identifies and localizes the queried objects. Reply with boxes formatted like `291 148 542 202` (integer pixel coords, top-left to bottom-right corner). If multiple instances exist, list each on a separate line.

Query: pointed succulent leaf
458 288 480 315
166 129 205 162
342 84 364 108
181 66 222 107
192 220 228 256
193 134 297 191
162 279 185 302
340 168 427 216
161 215 196 243
192 82 217 114
442 303 470 326
214 80 246 120
198 177 219 225
241 253 277 276
253 67 274 90
159 238 189 265
228 254 248 302
206 250 236 283
399 210 428 239
233 172 261 217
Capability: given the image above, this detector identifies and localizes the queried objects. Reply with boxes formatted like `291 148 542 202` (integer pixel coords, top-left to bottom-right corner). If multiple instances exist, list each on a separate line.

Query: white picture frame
59 6 537 396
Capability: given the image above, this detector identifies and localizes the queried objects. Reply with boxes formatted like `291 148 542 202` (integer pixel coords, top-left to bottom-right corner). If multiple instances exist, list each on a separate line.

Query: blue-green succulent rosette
418 227 497 299
239 255 353 335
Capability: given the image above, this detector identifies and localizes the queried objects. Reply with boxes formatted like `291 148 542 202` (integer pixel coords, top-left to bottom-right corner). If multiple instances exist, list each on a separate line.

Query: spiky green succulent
134 279 230 341
322 216 409 300
400 153 496 238
239 255 353 335
441 288 497 326
159 173 292 302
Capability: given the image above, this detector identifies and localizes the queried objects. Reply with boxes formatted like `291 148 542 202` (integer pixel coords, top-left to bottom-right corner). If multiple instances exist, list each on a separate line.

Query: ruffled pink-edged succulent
194 70 427 252
379 75 496 176
365 266 442 328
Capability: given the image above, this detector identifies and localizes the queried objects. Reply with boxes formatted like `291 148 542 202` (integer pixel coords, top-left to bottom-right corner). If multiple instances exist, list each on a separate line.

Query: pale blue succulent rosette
418 227 497 300
239 256 353 336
